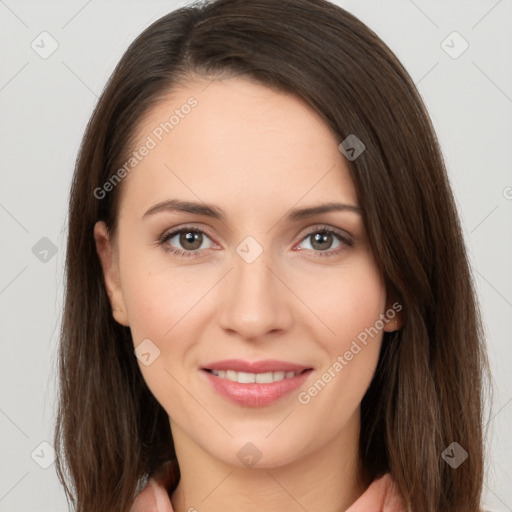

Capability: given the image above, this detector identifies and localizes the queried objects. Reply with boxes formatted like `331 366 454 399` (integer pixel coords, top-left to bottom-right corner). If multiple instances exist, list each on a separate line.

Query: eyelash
157 224 353 259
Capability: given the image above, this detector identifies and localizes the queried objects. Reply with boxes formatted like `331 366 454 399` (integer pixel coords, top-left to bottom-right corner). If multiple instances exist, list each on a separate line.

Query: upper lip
201 359 312 373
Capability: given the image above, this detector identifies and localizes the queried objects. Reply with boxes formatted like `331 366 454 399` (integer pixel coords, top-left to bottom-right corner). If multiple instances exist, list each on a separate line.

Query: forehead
119 76 358 217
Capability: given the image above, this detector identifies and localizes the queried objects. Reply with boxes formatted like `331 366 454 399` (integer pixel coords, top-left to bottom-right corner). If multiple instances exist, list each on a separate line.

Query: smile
201 367 314 407
205 369 305 383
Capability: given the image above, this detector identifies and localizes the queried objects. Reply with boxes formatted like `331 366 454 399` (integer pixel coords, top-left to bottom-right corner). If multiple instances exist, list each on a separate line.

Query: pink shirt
130 465 406 512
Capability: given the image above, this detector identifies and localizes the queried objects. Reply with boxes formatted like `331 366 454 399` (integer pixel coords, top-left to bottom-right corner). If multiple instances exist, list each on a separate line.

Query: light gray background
0 1 511 511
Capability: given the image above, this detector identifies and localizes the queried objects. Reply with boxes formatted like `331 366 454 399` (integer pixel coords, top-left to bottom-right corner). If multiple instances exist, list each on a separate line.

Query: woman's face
95 75 397 469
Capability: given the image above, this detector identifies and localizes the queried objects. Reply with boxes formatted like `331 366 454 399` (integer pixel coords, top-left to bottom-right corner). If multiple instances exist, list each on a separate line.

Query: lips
200 359 314 407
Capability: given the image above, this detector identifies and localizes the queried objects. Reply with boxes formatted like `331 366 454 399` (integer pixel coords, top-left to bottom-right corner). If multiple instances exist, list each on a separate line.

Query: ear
93 220 130 327
382 296 404 333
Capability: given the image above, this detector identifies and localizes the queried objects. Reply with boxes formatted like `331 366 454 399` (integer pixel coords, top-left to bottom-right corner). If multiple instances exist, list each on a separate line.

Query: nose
217 241 294 341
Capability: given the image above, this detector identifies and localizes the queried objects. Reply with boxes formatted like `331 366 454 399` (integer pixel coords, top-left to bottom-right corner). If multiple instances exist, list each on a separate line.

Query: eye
158 226 215 258
296 225 353 257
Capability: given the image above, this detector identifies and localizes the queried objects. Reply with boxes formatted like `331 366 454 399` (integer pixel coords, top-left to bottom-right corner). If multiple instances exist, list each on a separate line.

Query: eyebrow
142 199 361 221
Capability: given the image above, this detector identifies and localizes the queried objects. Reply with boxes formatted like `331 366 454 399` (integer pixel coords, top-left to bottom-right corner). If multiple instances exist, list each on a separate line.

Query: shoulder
346 472 406 512
131 478 175 512
131 460 179 512
347 473 498 512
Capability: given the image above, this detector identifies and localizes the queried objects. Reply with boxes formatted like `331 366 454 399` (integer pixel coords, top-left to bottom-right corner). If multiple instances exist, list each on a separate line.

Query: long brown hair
54 1 493 511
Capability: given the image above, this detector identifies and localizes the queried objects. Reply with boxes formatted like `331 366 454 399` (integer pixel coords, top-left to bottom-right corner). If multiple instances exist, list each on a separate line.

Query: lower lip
201 369 313 407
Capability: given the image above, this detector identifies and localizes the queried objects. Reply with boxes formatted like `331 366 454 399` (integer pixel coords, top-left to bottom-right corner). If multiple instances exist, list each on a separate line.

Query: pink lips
200 359 314 407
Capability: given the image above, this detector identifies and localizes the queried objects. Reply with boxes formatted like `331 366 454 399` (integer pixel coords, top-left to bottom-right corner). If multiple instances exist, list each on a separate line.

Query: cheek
119 244 203 344
297 258 386 348
121 261 197 413
299 259 386 403
119 252 215 407
124 274 171 344
331 280 386 351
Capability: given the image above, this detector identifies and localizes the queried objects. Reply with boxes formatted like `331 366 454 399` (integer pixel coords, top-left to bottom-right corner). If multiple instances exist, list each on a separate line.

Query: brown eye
159 227 214 258
177 230 204 251
309 232 336 251
296 226 353 257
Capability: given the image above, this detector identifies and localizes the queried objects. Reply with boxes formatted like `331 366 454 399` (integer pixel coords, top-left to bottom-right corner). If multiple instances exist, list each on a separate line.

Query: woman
54 1 493 511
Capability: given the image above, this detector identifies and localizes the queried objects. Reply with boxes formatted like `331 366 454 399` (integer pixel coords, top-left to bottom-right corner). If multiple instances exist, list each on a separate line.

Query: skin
94 75 402 512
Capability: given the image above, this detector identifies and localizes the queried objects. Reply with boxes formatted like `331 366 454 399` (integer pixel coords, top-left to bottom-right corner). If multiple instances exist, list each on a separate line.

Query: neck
169 411 367 512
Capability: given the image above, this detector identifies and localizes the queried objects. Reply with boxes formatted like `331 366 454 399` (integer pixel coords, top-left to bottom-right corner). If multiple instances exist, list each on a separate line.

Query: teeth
238 371 255 383
210 369 300 383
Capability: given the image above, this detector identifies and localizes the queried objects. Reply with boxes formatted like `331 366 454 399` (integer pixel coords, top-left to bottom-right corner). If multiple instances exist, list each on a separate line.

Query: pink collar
131 466 405 512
